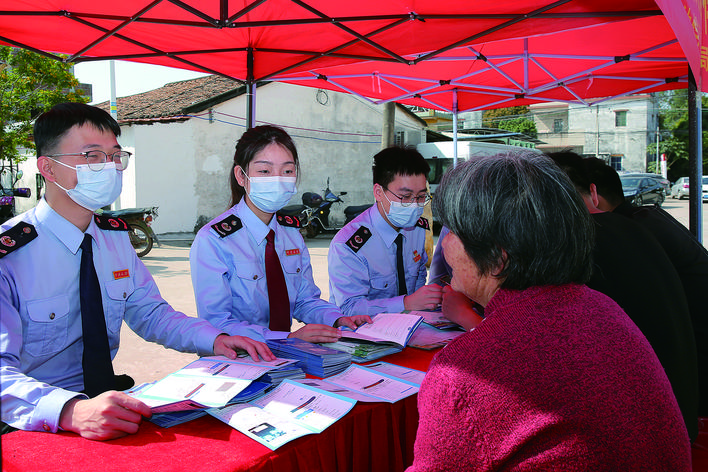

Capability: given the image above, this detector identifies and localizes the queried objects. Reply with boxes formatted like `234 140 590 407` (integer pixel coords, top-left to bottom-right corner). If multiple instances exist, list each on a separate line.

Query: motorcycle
279 179 372 238
0 168 32 225
99 207 160 257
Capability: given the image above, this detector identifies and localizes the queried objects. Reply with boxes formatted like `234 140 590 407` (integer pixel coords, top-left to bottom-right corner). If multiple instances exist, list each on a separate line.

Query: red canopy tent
0 0 691 116
0 0 704 235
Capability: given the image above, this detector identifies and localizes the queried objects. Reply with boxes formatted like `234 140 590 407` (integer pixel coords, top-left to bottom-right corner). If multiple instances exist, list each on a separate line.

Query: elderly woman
407 153 690 471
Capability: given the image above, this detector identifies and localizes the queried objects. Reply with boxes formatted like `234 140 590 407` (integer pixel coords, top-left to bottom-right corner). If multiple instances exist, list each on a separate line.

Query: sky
74 60 209 104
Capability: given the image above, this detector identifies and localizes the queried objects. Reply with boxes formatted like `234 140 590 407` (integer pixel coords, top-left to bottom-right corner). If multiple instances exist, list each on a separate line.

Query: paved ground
112 233 337 386
113 199 708 386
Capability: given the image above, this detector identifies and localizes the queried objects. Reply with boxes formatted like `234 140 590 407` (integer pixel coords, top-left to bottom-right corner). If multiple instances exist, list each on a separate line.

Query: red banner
656 0 707 91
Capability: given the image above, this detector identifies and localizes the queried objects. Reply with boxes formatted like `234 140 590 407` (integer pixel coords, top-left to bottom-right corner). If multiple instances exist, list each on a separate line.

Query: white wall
124 82 426 233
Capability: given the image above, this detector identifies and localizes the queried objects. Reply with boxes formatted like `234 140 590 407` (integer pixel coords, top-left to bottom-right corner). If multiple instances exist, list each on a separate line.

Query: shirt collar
35 198 96 255
236 198 278 245
370 203 401 248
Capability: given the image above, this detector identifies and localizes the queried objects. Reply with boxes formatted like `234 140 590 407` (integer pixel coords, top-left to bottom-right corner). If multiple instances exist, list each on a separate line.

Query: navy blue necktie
80 234 115 397
394 233 407 296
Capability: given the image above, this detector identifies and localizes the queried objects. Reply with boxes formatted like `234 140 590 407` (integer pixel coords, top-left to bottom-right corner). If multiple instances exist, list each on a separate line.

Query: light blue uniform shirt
190 199 343 342
0 199 222 433
428 225 452 285
328 204 428 317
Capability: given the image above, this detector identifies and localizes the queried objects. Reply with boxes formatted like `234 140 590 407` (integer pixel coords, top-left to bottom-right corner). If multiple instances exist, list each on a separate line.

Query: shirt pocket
234 261 264 284
24 295 72 357
280 253 303 277
104 278 134 335
370 273 397 297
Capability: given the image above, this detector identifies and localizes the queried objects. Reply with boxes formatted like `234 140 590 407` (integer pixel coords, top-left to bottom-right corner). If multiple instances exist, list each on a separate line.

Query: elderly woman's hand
441 286 484 331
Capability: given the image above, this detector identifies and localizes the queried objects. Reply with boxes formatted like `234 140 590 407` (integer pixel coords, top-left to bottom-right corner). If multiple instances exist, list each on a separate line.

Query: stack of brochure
126 355 298 413
320 340 402 363
266 338 352 377
257 363 306 385
147 381 273 428
323 312 423 362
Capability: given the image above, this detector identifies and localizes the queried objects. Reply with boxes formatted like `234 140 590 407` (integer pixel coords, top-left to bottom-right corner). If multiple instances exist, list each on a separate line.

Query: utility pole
382 102 395 149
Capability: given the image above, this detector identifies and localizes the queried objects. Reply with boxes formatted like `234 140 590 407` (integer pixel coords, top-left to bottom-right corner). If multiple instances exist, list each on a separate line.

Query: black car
620 174 665 206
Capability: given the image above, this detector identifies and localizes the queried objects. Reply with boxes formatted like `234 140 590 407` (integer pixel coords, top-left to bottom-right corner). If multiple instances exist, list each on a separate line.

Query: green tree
0 47 87 164
482 106 538 139
646 90 708 180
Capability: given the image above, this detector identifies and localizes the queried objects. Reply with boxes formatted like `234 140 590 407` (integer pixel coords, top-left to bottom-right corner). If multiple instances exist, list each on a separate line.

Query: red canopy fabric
276 14 688 111
0 0 691 112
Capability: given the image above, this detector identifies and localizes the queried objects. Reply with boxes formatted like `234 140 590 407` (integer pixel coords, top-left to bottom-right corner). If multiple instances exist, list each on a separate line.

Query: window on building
394 131 405 146
553 119 564 133
615 110 627 127
610 155 623 171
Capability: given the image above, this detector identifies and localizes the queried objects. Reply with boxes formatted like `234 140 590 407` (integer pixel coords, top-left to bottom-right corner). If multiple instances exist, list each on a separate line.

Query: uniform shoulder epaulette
416 217 430 230
211 215 243 238
94 214 130 231
0 221 38 259
276 214 302 228
345 225 372 253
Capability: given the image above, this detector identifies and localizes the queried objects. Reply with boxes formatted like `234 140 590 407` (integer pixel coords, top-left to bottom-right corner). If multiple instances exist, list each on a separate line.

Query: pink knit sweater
408 284 691 471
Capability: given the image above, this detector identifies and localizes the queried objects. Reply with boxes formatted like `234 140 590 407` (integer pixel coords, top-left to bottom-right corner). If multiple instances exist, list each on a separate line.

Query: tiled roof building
96 75 244 123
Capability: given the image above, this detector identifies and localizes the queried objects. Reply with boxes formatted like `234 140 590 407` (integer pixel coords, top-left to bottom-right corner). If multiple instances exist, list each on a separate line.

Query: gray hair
433 152 594 289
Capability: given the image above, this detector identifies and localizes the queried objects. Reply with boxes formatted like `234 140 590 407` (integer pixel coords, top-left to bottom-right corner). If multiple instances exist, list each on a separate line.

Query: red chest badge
113 269 130 280
285 248 300 256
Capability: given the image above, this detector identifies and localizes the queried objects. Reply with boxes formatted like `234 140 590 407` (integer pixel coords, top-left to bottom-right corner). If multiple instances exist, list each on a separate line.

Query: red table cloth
1 348 438 472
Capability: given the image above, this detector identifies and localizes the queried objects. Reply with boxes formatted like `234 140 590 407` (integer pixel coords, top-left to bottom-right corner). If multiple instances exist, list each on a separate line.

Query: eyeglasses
384 187 432 207
46 150 131 171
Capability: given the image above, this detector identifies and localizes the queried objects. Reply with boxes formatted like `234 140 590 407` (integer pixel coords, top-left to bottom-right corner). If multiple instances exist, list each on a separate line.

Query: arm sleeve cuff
33 389 86 433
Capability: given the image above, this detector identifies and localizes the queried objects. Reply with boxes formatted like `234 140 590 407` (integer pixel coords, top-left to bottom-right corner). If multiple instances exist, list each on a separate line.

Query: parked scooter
279 179 372 238
0 168 31 225
98 207 160 257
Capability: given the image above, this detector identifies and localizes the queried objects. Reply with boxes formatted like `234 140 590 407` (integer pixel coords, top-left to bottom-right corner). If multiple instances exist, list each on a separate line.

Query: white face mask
383 191 424 229
241 168 297 214
50 159 123 211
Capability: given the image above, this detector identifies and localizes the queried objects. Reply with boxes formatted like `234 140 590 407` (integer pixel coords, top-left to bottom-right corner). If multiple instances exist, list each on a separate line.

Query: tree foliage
482 105 537 139
646 90 708 179
0 47 88 163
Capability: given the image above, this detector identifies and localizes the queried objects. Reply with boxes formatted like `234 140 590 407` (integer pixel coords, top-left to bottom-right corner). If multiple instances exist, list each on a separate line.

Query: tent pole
246 48 255 129
109 60 118 121
453 88 458 167
688 66 703 243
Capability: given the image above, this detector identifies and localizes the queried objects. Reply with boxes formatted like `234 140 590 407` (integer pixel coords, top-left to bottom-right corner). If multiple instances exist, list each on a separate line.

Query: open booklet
293 362 423 403
339 312 423 348
127 355 298 413
207 379 357 450
410 310 463 330
322 312 423 362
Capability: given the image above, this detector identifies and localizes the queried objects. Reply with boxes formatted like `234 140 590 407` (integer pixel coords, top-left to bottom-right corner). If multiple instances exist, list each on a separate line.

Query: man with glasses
0 102 273 440
328 146 442 317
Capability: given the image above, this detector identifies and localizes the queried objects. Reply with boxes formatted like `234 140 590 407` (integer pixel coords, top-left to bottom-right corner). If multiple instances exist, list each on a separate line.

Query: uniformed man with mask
0 102 274 441
328 146 443 317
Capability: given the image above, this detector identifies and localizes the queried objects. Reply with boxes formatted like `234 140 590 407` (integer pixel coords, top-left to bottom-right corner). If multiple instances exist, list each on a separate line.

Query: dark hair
34 102 121 157
229 125 300 207
432 152 594 289
372 146 430 187
546 151 591 195
583 157 625 208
